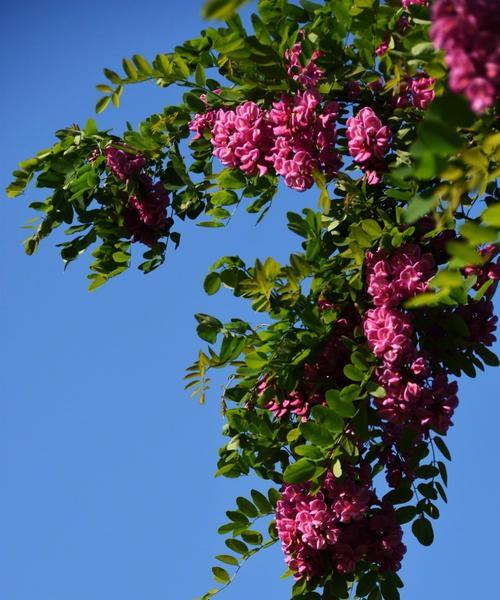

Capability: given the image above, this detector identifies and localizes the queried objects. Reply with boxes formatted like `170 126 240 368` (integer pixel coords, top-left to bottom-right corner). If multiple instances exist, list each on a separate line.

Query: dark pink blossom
402 0 428 8
409 76 435 109
364 306 414 365
365 244 436 307
276 469 405 579
431 0 500 112
211 101 273 177
376 38 390 57
266 91 340 191
105 146 146 181
285 35 324 89
124 176 170 246
346 107 391 185
188 89 222 140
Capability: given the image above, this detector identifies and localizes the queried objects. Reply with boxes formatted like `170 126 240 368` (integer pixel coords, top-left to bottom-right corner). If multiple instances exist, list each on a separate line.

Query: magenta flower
409 76 435 109
402 0 428 8
276 469 405 579
105 146 146 182
211 101 273 176
124 176 170 246
431 0 500 112
285 36 324 89
346 107 391 185
266 91 340 192
376 38 389 57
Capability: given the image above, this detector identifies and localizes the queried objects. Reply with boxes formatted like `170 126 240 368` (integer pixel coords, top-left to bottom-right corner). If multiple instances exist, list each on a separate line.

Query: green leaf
133 54 153 76
215 554 239 566
225 538 248 554
95 96 110 114
112 251 130 263
460 222 498 244
236 497 258 518
216 168 247 190
343 364 364 382
204 272 221 295
251 489 272 513
404 196 436 223
300 422 334 446
356 572 378 597
380 579 400 600
212 566 230 584
294 445 324 460
433 436 451 461
419 120 463 156
412 517 434 546
96 84 113 93
195 63 206 86
103 68 121 84
202 0 250 20
482 204 500 227
241 530 263 545
283 459 316 484
122 58 139 79
395 505 418 524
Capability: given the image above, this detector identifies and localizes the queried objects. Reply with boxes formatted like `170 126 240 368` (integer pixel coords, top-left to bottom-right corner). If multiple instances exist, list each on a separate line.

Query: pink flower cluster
363 244 460 434
431 0 500 113
393 77 435 110
276 468 406 579
346 107 391 185
402 0 428 9
105 146 146 181
104 146 170 246
188 89 222 141
365 244 436 308
190 43 340 192
124 175 171 247
266 91 341 191
211 101 273 177
262 311 356 420
285 36 324 89
205 91 340 192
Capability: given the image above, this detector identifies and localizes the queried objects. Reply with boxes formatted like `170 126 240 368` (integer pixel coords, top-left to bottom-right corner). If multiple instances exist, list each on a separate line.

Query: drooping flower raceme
103 145 170 246
266 90 340 191
346 107 391 185
409 76 435 109
431 0 500 113
262 309 356 419
276 468 406 579
124 176 171 247
105 146 146 182
285 36 324 89
211 101 273 177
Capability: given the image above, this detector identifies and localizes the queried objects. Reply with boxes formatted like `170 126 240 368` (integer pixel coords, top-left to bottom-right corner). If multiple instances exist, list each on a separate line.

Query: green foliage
5 0 499 598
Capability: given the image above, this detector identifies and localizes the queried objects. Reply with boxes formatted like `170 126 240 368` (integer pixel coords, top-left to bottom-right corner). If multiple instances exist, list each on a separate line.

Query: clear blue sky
1 1 498 599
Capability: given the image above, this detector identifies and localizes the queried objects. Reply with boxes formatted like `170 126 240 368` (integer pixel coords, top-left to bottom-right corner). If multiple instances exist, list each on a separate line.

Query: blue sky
1 1 498 599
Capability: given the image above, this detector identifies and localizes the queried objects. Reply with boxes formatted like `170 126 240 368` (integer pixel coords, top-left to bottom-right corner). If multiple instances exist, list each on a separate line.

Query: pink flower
285 34 324 89
431 0 500 112
276 469 405 579
363 306 414 365
211 101 273 176
376 38 389 57
105 146 146 181
124 176 170 246
402 0 428 8
409 76 435 109
346 107 391 184
266 91 340 192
